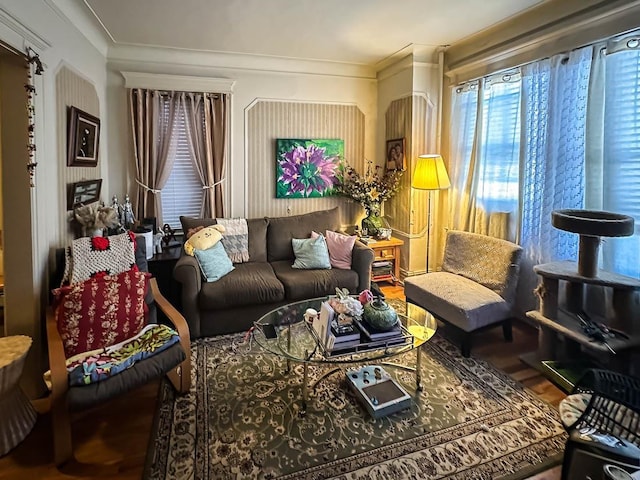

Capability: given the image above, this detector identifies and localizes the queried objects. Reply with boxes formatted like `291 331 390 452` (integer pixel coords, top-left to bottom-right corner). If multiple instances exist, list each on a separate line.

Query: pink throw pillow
52 270 150 358
312 230 356 269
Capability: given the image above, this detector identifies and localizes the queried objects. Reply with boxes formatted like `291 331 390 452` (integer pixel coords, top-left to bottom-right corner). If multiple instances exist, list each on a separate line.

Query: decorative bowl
362 298 398 331
377 228 392 240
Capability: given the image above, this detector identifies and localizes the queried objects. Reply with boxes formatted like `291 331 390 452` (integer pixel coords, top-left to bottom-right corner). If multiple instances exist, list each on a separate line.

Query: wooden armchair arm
46 308 69 402
46 307 74 465
150 278 191 393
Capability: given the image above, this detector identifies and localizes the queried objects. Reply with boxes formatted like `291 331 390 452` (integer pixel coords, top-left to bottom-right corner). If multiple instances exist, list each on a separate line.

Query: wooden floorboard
0 283 565 479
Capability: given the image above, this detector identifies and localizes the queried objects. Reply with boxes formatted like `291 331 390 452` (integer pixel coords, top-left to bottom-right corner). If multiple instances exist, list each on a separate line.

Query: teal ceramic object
363 298 398 331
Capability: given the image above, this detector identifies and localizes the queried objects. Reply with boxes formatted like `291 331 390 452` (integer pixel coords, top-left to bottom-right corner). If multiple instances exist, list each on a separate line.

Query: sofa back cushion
266 207 341 262
442 230 522 302
180 216 268 263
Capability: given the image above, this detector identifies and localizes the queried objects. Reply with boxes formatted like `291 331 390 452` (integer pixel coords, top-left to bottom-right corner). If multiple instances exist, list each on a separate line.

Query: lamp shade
412 154 451 190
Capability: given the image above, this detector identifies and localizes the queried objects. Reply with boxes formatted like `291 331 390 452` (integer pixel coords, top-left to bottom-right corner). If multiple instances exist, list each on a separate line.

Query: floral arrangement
72 204 120 235
336 160 403 215
328 287 375 318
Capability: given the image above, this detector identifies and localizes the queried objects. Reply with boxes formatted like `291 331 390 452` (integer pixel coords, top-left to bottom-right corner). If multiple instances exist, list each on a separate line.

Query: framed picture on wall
386 137 405 171
67 179 102 210
275 138 344 198
67 106 100 167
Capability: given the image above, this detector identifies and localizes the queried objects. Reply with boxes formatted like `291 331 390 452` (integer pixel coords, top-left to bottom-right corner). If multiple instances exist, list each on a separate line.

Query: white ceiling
84 0 546 66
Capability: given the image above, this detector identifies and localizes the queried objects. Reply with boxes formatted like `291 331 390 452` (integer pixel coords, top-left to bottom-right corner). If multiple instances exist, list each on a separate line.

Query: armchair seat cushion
198 262 285 311
405 271 511 332
271 260 358 300
67 342 185 411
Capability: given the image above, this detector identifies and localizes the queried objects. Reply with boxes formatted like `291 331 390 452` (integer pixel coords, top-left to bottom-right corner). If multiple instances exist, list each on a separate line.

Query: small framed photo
386 138 405 171
67 179 102 210
67 106 100 167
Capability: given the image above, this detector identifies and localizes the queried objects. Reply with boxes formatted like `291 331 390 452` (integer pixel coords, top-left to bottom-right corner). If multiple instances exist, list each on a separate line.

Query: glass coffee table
252 297 437 413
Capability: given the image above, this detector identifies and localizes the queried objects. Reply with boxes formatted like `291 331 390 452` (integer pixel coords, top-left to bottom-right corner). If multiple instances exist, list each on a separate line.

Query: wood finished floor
0 284 565 480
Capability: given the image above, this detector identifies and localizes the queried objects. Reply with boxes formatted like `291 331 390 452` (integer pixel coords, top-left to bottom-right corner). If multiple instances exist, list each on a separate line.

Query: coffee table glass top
253 297 437 365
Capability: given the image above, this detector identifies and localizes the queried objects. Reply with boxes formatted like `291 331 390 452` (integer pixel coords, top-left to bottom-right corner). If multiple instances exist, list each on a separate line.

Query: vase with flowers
336 160 403 236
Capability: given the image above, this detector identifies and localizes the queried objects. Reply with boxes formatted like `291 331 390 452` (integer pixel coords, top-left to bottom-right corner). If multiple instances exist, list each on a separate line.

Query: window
159 98 203 229
450 34 640 278
600 47 640 277
477 75 521 211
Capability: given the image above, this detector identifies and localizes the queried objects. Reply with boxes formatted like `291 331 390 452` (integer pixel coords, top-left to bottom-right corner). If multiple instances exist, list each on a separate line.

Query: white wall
107 48 378 218
0 0 108 395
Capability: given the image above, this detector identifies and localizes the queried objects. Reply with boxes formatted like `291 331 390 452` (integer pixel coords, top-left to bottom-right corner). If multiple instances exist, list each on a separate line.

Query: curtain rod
153 90 222 99
453 27 640 88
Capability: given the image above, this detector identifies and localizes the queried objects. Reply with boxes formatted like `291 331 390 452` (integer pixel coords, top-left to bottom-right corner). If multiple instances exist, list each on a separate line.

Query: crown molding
122 71 235 93
445 0 640 83
0 6 51 52
44 0 110 56
109 44 376 80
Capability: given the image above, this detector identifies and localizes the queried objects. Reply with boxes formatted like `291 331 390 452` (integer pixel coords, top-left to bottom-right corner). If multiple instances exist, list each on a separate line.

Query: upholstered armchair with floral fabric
404 230 523 357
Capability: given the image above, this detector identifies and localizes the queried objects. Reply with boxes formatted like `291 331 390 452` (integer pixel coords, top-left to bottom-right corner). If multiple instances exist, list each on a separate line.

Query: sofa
174 207 375 338
404 230 522 357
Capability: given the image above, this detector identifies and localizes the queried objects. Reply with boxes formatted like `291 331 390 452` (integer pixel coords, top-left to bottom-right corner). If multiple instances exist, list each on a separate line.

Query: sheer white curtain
447 82 478 232
517 46 593 312
447 74 520 242
587 33 640 278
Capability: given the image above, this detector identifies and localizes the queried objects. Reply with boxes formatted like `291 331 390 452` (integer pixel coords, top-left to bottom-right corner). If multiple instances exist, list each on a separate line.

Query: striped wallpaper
384 94 435 236
246 100 365 225
55 66 101 244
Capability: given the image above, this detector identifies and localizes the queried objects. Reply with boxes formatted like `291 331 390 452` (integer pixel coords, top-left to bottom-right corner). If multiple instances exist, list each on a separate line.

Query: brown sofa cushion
270 260 358 300
198 262 285 310
266 207 341 262
180 216 269 263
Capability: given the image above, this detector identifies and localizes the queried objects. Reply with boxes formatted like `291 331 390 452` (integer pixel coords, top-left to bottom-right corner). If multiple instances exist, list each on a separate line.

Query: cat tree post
524 209 640 384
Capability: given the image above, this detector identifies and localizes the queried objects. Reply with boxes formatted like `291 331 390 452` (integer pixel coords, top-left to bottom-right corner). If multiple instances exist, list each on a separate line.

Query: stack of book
313 302 363 354
372 260 393 281
328 321 361 351
355 318 410 347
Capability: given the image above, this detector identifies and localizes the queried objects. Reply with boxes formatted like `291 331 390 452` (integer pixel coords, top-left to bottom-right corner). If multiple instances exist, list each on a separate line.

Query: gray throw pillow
292 235 331 269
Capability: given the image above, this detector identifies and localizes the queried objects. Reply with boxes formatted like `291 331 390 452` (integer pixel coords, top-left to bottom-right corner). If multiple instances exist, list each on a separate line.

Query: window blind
477 76 521 209
160 99 203 230
602 47 640 276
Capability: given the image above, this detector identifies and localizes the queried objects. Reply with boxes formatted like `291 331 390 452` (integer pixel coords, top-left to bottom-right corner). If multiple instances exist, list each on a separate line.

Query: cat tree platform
524 210 639 389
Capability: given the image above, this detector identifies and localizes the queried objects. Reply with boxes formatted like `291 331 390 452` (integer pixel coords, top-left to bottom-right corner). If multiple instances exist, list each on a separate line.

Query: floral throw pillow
53 269 150 358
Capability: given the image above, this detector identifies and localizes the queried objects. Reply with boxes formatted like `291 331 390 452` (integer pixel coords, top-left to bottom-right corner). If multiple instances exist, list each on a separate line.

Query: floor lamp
412 154 451 273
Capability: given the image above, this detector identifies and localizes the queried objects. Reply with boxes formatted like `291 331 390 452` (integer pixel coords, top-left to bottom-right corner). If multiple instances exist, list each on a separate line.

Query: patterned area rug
145 318 566 479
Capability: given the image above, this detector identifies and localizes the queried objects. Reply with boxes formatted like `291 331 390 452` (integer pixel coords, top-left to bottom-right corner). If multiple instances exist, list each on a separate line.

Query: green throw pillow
194 242 235 282
292 235 331 269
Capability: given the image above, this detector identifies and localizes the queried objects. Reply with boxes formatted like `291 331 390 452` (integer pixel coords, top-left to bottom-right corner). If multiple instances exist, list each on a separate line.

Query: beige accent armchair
404 230 523 357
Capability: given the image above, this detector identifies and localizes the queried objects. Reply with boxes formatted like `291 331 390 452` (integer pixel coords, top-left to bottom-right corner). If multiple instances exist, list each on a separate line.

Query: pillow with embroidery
52 269 150 358
63 231 137 285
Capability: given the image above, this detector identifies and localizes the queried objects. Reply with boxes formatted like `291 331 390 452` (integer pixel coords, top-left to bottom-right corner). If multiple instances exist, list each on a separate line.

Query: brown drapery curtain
181 92 228 218
129 88 179 221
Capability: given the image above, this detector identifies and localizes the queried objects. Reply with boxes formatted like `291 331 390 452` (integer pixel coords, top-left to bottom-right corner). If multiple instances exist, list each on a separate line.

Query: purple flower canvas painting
276 139 344 198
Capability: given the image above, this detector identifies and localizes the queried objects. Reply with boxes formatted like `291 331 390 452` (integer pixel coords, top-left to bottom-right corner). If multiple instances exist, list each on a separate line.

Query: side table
148 247 182 314
367 237 404 285
0 335 37 456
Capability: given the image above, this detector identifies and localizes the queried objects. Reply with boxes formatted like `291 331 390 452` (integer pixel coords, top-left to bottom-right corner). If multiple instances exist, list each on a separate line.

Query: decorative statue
153 231 164 254
123 194 136 230
110 195 125 233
